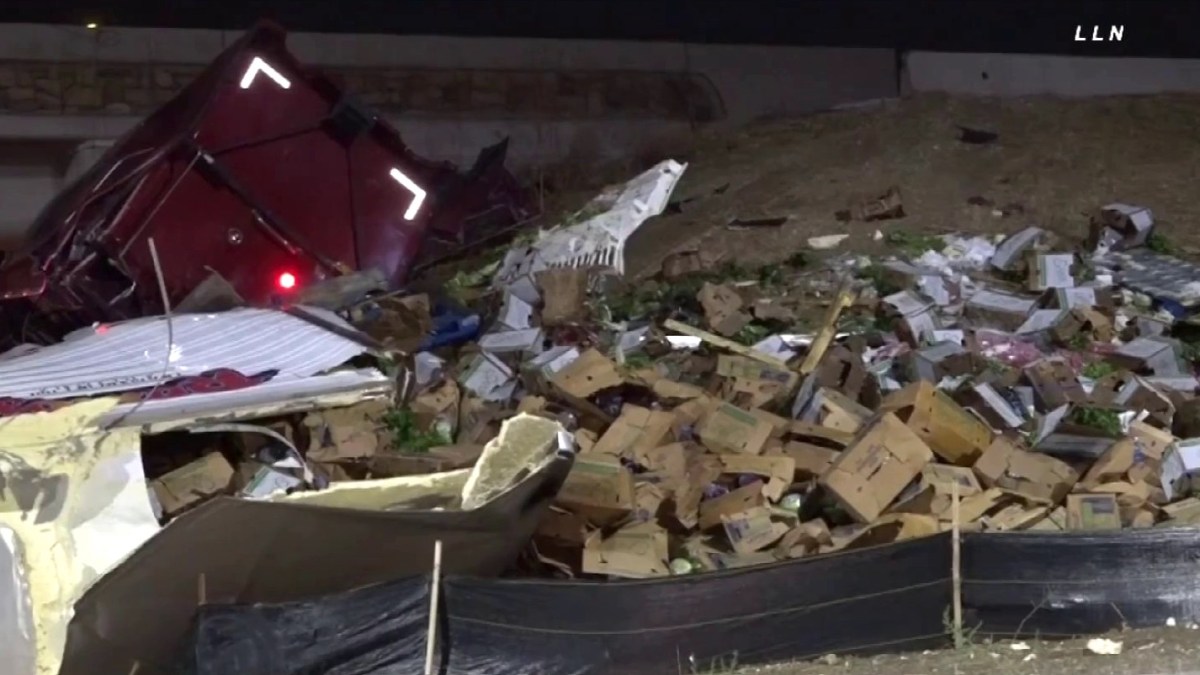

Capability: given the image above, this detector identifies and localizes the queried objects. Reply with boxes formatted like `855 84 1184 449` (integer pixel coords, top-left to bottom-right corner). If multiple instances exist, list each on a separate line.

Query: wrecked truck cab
0 20 534 345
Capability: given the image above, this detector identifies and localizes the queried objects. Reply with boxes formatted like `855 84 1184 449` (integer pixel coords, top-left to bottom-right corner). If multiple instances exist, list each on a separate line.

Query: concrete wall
906 51 1200 97
0 24 897 167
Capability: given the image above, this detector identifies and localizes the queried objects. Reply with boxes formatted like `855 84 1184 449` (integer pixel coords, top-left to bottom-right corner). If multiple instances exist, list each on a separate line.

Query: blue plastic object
418 306 482 351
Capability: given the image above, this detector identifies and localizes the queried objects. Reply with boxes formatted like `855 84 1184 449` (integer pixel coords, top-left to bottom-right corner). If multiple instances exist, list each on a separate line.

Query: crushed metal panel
0 526 35 675
99 367 393 432
0 398 159 675
494 160 687 290
0 307 374 401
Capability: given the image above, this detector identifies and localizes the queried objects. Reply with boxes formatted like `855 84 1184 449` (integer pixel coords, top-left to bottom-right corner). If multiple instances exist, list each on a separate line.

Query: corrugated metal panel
101 368 393 431
0 307 372 400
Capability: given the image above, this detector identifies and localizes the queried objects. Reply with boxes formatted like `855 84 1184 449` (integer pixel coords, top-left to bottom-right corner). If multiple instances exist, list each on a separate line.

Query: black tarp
61 456 570 675
962 528 1200 638
174 527 1200 675
177 577 430 675
183 534 952 675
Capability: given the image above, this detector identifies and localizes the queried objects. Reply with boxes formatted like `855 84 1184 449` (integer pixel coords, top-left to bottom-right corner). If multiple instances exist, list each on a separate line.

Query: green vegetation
1070 407 1122 437
1081 361 1117 379
885 231 946 256
1147 232 1178 255
382 407 452 454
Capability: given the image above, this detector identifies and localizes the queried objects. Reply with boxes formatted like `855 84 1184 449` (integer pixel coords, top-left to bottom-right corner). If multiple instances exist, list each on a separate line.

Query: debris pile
368 180 1200 579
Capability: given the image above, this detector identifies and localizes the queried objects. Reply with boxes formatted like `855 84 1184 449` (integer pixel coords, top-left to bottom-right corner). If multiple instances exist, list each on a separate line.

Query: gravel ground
729 627 1200 675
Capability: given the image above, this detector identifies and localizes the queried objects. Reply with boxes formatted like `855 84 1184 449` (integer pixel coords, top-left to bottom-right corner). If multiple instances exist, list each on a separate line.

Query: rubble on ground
10 158 1200 596
350 176 1200 580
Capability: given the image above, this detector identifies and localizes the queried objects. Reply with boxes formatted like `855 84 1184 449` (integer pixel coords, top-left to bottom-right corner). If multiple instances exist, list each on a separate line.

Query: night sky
1 0 1197 58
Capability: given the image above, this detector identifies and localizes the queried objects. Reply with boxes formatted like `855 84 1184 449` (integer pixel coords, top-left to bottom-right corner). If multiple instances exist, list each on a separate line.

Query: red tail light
276 272 297 290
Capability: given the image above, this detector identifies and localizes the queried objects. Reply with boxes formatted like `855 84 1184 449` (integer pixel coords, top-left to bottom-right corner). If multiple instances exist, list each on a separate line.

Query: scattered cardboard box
973 437 1079 504
582 523 670 578
697 403 773 455
819 413 934 523
1066 493 1122 530
881 381 994 466
556 455 637 525
150 452 235 516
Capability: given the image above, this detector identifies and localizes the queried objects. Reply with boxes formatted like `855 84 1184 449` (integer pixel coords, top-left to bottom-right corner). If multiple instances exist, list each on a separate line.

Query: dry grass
621 93 1200 278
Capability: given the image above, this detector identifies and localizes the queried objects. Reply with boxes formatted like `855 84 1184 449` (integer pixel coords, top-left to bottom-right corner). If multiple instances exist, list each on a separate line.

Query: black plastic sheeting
182 535 951 675
962 528 1200 639
179 528 1200 675
177 577 430 675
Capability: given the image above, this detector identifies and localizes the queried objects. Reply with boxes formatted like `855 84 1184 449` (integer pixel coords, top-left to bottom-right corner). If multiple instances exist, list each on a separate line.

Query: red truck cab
0 21 533 343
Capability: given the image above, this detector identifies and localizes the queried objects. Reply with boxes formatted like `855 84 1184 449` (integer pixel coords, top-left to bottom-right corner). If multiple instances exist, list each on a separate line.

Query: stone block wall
0 61 725 122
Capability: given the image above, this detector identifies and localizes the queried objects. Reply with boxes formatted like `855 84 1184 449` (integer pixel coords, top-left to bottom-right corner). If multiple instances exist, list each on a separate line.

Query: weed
621 352 654 370
785 252 809 268
857 264 903 297
1182 341 1200 364
1147 232 1178 255
1067 332 1091 351
382 407 451 454
1070 407 1122 437
1081 361 1117 379
757 264 786 290
733 323 771 345
942 605 980 650
886 231 946 256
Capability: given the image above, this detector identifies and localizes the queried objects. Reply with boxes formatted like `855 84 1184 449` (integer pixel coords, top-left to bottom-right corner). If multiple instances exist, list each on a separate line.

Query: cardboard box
964 290 1036 332
1162 497 1200 524
819 413 934 523
1110 337 1186 377
719 454 796 502
698 282 751 337
556 455 637 525
698 481 765 529
811 388 873 433
1066 493 1122 530
981 503 1052 532
973 437 1078 503
635 442 690 485
779 441 840 479
537 267 589 326
150 452 235 516
881 290 939 346
697 403 773 454
957 382 1026 430
1161 438 1200 502
1096 202 1155 248
304 400 389 462
591 405 675 459
881 381 995 466
1043 286 1115 311
1027 253 1076 291
550 348 624 399
239 464 304 499
991 226 1045 271
890 464 982 518
1030 404 1119 458
721 506 789 554
1024 360 1087 410
1081 437 1155 489
842 513 940 551
908 341 975 384
1051 307 1114 345
582 523 670 578
774 519 833 559
1090 375 1174 427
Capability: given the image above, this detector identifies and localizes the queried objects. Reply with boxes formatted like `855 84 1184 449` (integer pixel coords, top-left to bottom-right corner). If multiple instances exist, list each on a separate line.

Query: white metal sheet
0 308 372 401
